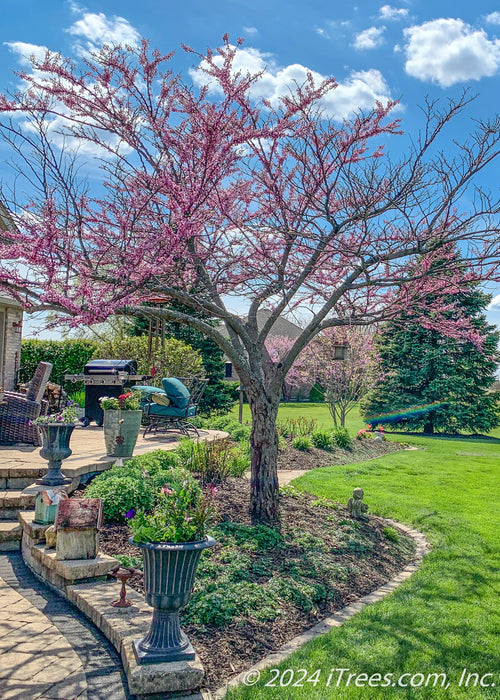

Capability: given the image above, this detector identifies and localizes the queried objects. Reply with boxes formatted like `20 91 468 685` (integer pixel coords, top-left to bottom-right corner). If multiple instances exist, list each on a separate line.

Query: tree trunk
423 420 434 434
248 392 280 527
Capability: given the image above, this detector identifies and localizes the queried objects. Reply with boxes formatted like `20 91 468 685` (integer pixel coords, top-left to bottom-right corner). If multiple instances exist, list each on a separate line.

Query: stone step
0 520 22 551
0 466 46 490
0 489 36 518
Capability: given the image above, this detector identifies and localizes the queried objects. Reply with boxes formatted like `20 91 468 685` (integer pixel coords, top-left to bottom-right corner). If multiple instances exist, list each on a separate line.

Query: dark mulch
278 438 404 471
98 475 416 690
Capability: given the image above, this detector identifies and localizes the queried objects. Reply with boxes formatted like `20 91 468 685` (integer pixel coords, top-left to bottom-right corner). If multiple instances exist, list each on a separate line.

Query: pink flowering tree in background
300 328 379 427
1 38 500 524
264 336 306 401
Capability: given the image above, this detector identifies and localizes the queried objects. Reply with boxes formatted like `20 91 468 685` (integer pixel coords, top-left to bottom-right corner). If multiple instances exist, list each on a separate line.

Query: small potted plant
33 403 79 486
129 470 217 664
100 392 142 458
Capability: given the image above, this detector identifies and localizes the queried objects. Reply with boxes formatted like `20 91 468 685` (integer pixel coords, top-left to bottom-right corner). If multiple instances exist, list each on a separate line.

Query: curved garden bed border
212 518 430 699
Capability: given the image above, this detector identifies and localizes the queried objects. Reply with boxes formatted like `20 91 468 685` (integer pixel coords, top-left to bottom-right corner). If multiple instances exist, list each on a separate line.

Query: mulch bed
97 470 416 690
278 437 404 471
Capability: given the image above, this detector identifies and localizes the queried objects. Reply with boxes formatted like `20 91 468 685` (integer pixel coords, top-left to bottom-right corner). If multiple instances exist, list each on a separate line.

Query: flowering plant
99 392 141 411
33 403 79 425
356 428 373 440
129 475 218 543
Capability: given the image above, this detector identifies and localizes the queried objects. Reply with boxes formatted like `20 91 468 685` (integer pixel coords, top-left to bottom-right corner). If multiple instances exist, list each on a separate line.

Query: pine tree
362 264 500 434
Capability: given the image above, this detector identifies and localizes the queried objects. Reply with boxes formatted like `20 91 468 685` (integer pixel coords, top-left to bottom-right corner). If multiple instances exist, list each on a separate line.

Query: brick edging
211 519 430 699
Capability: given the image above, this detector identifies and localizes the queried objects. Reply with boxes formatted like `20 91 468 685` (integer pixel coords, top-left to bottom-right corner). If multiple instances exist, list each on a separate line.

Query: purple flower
125 509 135 519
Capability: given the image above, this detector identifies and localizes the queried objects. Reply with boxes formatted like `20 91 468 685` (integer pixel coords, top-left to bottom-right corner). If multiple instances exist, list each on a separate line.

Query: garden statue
348 488 369 521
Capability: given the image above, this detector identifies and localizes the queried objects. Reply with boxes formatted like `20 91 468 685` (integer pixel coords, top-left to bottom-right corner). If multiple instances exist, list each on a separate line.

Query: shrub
331 427 352 449
277 417 317 439
228 422 252 442
85 474 153 523
292 435 313 451
21 339 98 391
228 440 251 477
277 434 287 451
308 382 325 403
310 429 333 451
176 438 246 483
84 450 182 522
93 335 204 381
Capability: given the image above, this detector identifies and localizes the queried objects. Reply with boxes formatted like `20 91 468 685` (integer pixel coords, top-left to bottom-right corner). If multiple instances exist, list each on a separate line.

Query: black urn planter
131 536 216 664
37 423 75 486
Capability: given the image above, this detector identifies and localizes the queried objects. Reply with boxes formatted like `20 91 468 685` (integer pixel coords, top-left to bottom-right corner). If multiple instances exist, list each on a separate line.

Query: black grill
65 359 148 426
84 359 138 375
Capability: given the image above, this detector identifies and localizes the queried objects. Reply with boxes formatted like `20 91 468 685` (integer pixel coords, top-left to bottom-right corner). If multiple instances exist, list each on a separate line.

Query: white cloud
5 41 130 158
379 5 409 21
488 294 500 310
5 41 52 68
486 12 500 25
353 26 386 50
243 26 258 35
67 11 140 56
190 46 393 120
404 18 500 87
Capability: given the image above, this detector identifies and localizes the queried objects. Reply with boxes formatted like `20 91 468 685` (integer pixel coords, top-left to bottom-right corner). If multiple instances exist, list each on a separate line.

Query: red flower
119 392 133 400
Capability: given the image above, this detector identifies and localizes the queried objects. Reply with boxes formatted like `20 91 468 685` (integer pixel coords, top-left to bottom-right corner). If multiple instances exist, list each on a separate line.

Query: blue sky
1 0 500 338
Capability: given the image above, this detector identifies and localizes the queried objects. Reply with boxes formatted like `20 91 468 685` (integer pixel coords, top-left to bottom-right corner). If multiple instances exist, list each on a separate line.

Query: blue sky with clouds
1 0 500 339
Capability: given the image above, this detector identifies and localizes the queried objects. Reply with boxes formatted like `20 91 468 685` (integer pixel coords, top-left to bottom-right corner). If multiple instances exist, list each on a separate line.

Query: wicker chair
0 362 53 445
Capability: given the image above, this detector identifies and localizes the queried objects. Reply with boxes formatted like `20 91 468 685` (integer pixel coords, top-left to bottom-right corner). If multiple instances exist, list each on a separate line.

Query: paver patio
0 552 130 700
0 425 226 478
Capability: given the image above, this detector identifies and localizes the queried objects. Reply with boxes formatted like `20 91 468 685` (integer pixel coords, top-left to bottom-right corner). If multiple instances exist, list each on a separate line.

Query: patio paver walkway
0 552 131 700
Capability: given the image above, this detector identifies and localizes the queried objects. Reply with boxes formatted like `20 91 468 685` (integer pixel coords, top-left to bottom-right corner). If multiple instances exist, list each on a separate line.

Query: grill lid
84 359 138 375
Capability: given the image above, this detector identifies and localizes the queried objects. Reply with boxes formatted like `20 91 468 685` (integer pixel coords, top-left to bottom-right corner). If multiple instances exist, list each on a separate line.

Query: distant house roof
0 201 19 241
221 308 303 340
0 202 22 307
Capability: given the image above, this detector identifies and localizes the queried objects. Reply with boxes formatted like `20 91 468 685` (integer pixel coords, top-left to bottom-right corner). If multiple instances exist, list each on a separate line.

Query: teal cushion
148 404 197 418
161 378 191 409
132 385 166 398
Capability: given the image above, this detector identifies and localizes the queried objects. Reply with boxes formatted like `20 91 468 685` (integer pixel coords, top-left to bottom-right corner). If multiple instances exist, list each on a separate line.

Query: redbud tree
300 328 379 428
1 38 500 525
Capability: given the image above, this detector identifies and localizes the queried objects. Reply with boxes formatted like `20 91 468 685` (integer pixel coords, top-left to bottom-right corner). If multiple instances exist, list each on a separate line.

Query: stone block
123 641 204 697
31 543 118 582
56 529 99 560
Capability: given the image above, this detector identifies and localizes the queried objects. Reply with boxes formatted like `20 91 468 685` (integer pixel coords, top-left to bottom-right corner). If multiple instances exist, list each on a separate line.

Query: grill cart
65 359 150 426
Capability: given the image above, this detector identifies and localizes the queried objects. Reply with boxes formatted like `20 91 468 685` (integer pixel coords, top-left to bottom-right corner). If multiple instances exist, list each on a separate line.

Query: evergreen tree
362 260 500 434
128 302 238 415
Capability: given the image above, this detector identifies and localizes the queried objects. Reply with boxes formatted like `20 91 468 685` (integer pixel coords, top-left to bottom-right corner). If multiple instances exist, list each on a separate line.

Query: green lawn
226 411 500 698
230 401 365 434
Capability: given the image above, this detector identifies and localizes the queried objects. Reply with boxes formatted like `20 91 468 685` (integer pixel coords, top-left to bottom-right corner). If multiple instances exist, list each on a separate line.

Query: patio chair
0 362 53 445
132 377 207 438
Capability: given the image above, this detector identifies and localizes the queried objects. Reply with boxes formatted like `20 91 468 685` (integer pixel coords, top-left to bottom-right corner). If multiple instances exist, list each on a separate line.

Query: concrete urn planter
37 423 75 486
103 409 142 458
131 536 216 664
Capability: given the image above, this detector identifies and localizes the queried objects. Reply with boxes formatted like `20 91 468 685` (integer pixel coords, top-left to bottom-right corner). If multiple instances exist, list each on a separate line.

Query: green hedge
20 339 99 390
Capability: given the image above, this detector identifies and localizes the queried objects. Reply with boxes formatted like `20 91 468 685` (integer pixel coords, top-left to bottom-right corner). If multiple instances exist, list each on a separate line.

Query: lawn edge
211 518 430 699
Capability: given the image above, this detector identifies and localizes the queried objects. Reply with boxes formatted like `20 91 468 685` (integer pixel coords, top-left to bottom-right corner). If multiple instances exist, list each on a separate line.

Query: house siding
0 301 22 391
